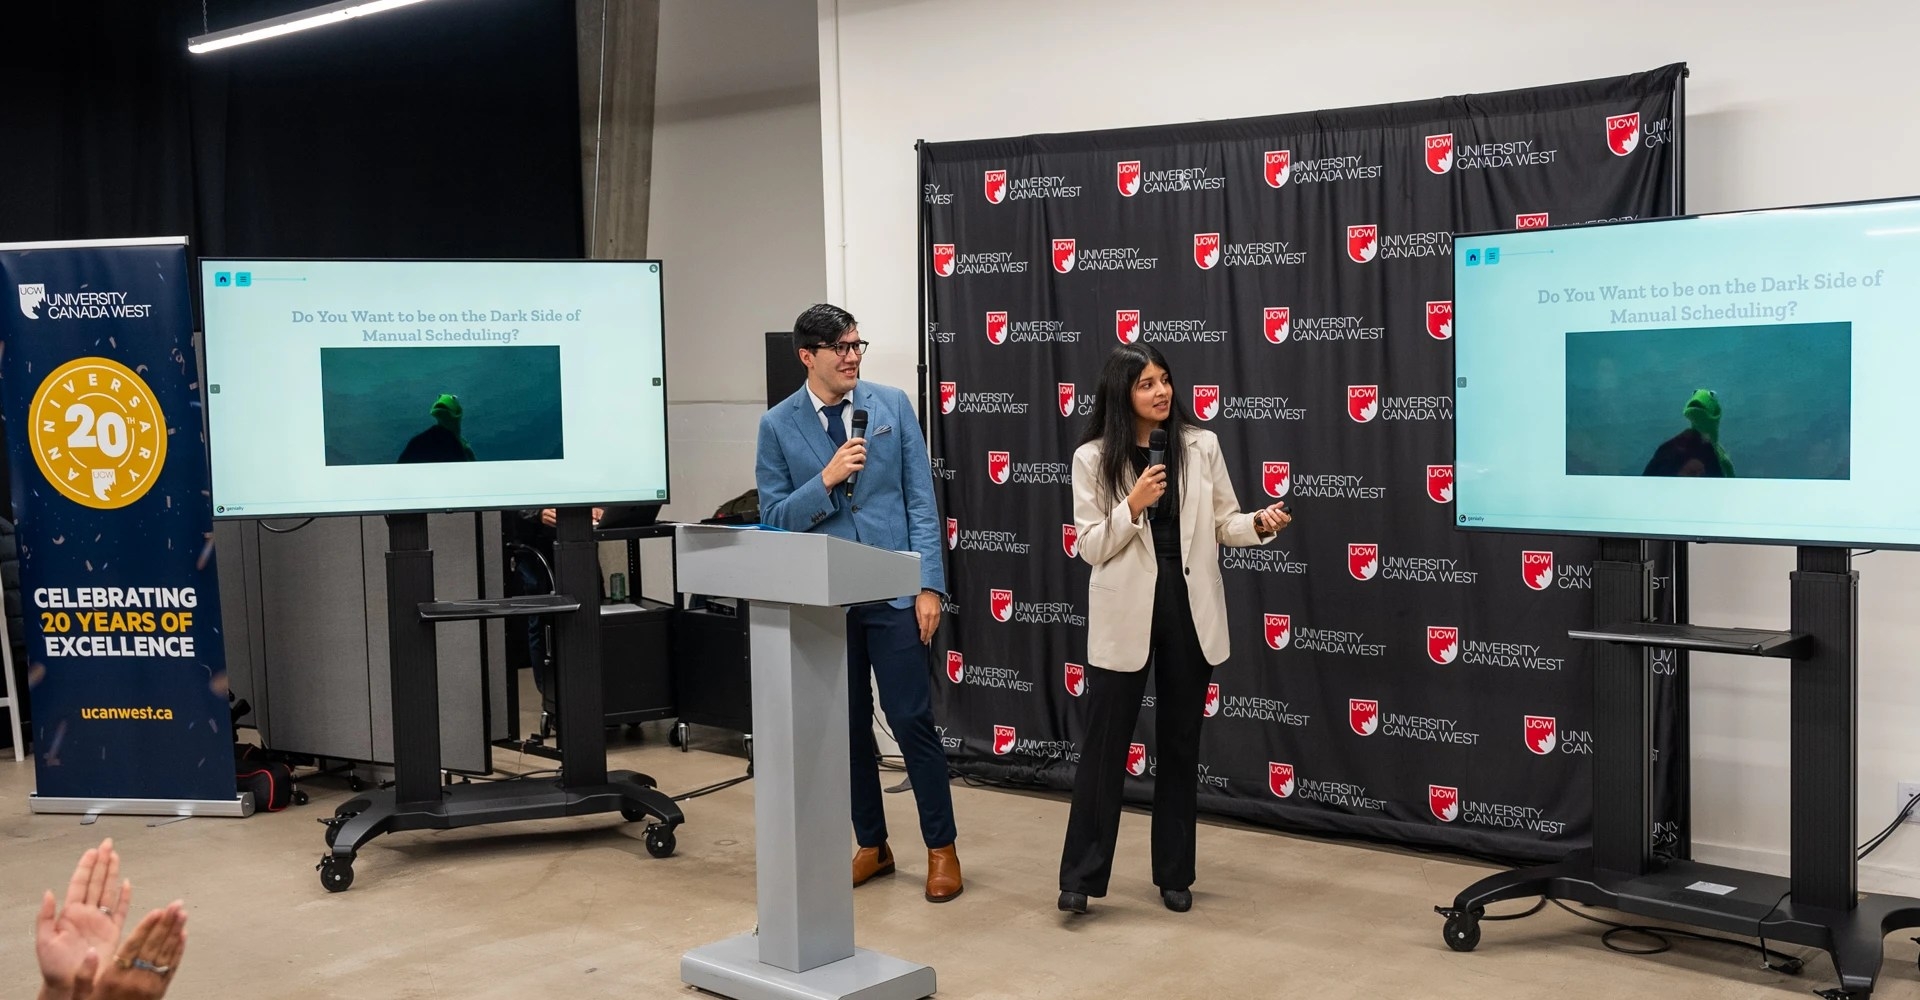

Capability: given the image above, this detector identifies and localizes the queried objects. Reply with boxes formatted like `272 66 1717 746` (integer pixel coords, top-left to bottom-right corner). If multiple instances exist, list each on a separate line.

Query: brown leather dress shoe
925 844 963 902
853 843 895 887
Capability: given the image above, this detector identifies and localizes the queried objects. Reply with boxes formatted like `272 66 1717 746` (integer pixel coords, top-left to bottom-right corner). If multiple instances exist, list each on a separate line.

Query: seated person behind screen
1642 389 1734 478
397 393 476 463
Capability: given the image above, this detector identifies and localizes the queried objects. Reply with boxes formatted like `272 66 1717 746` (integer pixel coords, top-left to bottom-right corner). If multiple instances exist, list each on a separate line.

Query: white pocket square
872 424 894 436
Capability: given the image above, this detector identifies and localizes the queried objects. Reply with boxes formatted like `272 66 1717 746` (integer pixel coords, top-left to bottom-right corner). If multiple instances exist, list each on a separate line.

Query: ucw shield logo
1427 464 1454 504
1064 662 1086 697
1347 385 1379 423
1204 683 1221 718
1194 232 1221 270
1262 461 1290 498
939 381 957 415
945 650 965 684
1348 544 1379 581
1264 149 1292 188
992 725 1016 756
988 451 1011 485
1347 224 1378 263
1117 160 1142 197
946 517 958 550
1263 306 1290 344
1058 383 1075 417
1522 550 1555 591
1427 626 1459 665
1429 784 1460 822
1425 133 1454 175
1053 238 1077 274
1269 762 1296 798
1264 613 1291 650
1349 698 1380 736
933 244 956 277
1516 212 1550 230
1426 300 1453 340
1193 385 1221 422
1126 742 1149 777
990 589 1013 623
1607 112 1641 156
985 310 1008 345
1116 309 1141 344
1062 524 1079 558
1526 715 1558 755
984 169 1008 204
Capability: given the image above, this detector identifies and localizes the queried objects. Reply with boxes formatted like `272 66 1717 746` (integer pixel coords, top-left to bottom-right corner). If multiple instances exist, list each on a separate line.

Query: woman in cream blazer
1057 344 1290 916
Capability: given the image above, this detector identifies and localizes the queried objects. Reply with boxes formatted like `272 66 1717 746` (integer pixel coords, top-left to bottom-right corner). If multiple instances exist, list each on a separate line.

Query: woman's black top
1129 445 1181 559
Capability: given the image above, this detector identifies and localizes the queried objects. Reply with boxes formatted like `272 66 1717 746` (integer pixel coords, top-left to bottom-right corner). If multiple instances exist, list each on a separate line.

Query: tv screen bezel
197 256 670 521
1449 193 1920 551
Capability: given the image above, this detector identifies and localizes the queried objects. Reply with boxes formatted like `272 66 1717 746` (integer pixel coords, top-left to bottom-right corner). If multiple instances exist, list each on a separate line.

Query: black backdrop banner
920 65 1687 862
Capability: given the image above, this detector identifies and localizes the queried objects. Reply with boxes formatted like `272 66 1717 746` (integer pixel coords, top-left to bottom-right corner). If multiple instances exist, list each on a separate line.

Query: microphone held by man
845 408 869 495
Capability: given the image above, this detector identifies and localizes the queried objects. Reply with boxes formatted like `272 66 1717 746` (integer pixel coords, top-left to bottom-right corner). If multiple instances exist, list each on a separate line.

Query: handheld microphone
846 409 870 495
1147 428 1168 520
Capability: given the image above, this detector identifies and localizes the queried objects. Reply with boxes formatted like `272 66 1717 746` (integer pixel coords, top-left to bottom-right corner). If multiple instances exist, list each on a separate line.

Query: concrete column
578 0 660 259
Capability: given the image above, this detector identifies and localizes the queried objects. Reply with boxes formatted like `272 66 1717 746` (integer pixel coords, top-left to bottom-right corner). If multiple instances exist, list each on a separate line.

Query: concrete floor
3 696 1917 999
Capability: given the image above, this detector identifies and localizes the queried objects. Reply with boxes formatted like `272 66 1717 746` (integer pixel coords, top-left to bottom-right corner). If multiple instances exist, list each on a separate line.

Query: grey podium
679 522 940 998
676 525 937 1000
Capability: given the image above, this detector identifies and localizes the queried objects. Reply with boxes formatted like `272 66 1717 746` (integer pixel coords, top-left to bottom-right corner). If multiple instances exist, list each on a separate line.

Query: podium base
682 934 935 1000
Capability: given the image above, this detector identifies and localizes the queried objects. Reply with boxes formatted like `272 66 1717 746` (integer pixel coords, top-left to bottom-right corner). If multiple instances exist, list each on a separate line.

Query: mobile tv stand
1437 541 1920 999
314 508 684 892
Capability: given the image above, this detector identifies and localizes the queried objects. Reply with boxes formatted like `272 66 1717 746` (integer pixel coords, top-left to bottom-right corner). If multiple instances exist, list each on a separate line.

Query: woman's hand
1253 502 1291 536
37 839 132 998
1126 465 1167 519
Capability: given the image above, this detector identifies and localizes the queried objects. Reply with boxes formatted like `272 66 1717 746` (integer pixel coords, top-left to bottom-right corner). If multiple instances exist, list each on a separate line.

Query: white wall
819 0 1920 887
640 1 826 599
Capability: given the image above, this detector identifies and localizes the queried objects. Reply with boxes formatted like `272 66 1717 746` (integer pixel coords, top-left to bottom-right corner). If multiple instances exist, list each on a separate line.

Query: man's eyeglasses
807 340 870 357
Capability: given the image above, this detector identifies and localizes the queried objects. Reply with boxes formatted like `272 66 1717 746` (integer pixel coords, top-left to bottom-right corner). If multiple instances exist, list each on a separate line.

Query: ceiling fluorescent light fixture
188 0 441 54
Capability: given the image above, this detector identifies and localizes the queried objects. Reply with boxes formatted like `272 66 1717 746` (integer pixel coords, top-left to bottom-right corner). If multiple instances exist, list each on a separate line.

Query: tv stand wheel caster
292 789 310 806
644 824 677 858
1442 911 1481 953
318 855 355 893
671 722 688 751
348 775 368 793
743 734 754 761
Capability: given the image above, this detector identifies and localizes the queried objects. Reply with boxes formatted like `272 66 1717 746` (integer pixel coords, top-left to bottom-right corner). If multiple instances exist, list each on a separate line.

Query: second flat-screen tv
1454 195 1919 549
201 259 667 518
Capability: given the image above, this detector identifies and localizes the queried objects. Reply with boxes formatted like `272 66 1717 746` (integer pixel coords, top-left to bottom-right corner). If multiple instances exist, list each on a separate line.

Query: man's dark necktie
823 401 848 448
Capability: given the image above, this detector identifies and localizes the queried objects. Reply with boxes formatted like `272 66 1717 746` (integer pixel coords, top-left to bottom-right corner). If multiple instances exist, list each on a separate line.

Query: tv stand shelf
420 594 583 622
1569 621 1808 658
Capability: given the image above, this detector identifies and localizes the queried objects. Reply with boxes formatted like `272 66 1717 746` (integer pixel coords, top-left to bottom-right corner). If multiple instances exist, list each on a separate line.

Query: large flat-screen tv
200 259 668 518
1454 196 1920 549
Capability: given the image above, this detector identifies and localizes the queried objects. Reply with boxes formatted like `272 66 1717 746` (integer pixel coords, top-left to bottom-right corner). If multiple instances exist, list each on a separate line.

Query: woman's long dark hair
1077 344 1192 506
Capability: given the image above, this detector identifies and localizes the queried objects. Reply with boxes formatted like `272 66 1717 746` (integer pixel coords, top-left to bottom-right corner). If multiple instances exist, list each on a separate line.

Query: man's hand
37 839 132 998
915 590 942 645
821 437 867 490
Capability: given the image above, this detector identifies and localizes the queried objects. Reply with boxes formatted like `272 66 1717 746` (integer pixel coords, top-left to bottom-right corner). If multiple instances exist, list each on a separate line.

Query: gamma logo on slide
31 357 168 510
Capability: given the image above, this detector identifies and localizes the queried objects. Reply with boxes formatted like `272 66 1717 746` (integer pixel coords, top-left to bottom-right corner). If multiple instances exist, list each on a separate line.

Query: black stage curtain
2 0 581 256
0 0 585 511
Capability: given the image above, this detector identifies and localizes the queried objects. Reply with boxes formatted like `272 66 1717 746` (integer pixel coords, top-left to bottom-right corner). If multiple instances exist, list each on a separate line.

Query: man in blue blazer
755 303 962 903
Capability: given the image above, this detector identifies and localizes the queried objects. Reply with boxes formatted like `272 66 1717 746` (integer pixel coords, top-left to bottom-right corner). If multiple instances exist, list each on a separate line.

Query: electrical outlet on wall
1898 782 1920 822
